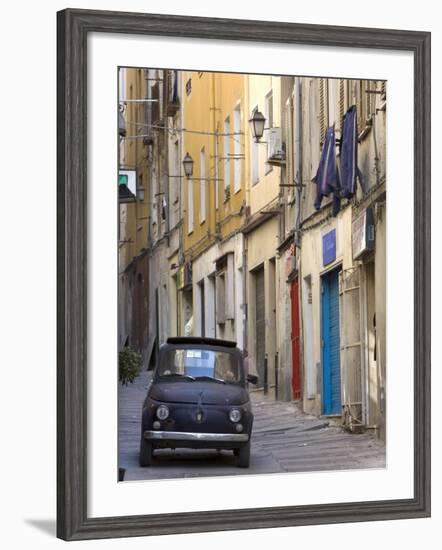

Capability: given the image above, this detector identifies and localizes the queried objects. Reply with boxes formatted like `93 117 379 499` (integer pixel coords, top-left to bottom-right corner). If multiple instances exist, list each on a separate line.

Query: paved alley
118 369 386 481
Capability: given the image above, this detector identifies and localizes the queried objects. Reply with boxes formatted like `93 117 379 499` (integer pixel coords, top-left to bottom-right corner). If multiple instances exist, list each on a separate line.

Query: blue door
321 268 342 415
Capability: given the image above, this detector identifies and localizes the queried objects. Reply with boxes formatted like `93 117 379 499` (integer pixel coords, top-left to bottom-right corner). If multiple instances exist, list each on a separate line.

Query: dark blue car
140 337 258 468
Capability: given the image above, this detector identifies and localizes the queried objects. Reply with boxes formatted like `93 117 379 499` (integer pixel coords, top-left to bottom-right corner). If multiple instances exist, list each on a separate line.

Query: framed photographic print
57 8 431 541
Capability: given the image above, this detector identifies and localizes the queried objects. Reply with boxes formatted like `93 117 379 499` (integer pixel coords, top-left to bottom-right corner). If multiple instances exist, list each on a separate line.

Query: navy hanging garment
313 126 339 210
340 105 367 198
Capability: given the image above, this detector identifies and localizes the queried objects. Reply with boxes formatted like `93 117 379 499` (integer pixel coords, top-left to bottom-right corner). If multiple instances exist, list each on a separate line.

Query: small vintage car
140 336 258 468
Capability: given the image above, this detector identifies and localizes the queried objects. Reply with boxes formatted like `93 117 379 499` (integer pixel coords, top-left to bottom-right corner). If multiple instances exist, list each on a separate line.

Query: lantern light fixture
136 184 145 202
249 109 266 142
182 152 194 178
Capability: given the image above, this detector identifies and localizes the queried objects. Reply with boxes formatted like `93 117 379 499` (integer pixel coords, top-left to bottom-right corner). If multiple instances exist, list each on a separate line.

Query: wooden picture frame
57 8 431 541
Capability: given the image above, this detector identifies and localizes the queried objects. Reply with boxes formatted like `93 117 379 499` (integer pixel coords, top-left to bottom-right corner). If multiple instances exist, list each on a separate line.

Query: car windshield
158 348 241 383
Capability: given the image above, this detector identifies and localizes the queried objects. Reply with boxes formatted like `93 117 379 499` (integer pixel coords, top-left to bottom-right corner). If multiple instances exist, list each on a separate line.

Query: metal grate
339 267 365 430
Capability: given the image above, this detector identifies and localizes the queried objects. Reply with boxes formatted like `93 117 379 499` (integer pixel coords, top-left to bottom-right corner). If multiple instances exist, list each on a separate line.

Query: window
265 90 273 131
251 106 259 185
159 349 241 383
118 68 126 102
224 117 230 193
187 177 194 233
356 79 375 135
319 78 329 144
171 140 180 223
216 272 226 324
338 79 348 130
285 96 295 201
265 91 273 173
200 147 206 223
150 82 160 124
233 105 242 193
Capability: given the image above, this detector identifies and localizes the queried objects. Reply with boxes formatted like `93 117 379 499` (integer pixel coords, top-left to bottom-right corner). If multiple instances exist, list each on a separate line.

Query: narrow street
119 369 386 481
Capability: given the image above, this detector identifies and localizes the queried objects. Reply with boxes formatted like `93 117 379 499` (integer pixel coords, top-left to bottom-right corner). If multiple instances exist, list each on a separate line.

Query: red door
290 278 301 400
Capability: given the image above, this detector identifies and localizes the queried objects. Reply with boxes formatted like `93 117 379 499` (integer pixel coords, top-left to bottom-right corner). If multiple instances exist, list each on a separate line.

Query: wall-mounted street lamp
249 109 266 142
136 184 145 202
168 153 223 182
182 152 194 178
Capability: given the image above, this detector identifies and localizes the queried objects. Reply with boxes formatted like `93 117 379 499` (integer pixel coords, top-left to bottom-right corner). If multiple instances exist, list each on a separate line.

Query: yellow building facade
182 71 246 258
181 71 247 344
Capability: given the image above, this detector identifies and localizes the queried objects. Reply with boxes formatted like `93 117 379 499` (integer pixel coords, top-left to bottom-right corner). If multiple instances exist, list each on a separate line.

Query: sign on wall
322 229 337 266
119 169 137 192
352 207 375 259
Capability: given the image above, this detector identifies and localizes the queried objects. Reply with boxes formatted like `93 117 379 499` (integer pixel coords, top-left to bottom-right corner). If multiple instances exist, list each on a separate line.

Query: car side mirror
247 374 258 385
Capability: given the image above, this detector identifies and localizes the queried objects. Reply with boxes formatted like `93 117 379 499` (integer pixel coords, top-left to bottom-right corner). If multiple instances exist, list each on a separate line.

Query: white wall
1 1 440 550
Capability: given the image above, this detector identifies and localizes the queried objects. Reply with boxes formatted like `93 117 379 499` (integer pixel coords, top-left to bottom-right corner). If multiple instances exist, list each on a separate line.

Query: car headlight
156 405 169 420
229 408 241 423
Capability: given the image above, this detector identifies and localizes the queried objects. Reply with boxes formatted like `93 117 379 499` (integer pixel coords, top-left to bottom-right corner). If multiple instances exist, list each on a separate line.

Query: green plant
119 347 143 385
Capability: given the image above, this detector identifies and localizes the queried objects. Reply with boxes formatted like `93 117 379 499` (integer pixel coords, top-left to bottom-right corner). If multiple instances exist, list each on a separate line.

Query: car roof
165 336 237 348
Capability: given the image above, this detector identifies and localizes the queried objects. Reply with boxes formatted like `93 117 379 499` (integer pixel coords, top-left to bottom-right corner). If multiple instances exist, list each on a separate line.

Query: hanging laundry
313 125 340 211
340 105 367 198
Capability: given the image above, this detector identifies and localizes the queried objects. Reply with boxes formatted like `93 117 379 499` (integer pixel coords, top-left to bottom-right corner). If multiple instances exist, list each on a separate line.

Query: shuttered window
199 148 206 223
187 178 194 233
338 79 346 131
233 105 242 193
265 91 273 174
285 97 294 202
216 273 225 325
215 254 235 324
319 78 329 144
224 117 231 192
356 79 375 135
225 253 235 320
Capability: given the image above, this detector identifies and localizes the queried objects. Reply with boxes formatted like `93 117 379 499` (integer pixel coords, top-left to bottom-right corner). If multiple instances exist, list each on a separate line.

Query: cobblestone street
119 369 386 481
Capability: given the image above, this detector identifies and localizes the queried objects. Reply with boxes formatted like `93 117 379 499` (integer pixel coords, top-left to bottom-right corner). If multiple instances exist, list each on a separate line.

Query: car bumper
144 430 249 443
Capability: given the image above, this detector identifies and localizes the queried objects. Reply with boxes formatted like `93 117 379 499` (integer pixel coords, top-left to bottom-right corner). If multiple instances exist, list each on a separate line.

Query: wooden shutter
365 80 372 121
319 78 329 144
338 79 346 132
225 253 235 320
151 82 160 125
285 97 294 201
216 273 226 324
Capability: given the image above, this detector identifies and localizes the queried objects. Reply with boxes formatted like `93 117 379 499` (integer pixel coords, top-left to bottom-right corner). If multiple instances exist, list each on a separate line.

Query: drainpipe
164 70 170 245
372 94 381 187
211 73 218 237
242 233 248 356
294 77 303 248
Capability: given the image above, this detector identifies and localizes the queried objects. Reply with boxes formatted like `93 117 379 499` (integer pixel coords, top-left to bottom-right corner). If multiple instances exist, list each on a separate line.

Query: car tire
139 437 153 467
237 441 251 468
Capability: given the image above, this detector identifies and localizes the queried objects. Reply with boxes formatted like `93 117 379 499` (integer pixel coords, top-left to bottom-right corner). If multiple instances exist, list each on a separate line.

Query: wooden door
290 278 301 400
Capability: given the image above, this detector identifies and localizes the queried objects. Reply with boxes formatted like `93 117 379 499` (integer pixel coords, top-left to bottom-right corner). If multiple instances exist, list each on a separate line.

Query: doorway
254 266 265 389
321 267 342 415
290 278 301 400
198 279 205 337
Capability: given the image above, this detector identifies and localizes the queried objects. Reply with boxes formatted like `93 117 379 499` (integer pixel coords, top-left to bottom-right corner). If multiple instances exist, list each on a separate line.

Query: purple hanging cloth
340 105 367 198
313 126 339 210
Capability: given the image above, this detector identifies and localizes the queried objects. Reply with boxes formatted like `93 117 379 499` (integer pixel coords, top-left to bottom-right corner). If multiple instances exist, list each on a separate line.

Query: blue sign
322 229 336 266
